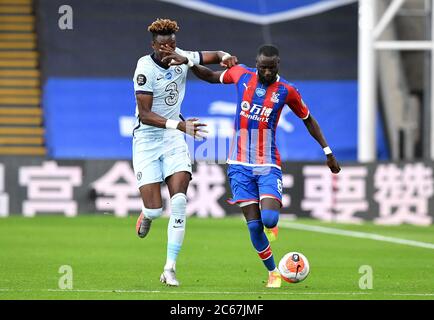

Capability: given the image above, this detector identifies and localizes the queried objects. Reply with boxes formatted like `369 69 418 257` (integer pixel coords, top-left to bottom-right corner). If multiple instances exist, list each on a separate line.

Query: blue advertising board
43 78 388 161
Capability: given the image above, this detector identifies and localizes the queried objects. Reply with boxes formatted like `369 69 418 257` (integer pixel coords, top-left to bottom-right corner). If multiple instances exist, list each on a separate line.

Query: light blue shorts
132 132 192 187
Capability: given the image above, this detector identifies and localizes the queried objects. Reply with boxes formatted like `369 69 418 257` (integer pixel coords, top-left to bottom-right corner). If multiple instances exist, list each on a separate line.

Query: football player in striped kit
161 44 340 287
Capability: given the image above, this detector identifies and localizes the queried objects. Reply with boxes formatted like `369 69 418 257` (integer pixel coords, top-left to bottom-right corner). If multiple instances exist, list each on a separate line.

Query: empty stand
0 0 45 156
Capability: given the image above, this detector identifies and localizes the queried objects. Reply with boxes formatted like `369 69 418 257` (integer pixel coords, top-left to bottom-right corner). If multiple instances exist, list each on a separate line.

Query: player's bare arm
303 114 341 174
161 49 223 83
159 44 238 68
191 64 223 83
136 93 168 128
160 48 190 66
201 51 238 68
136 93 207 138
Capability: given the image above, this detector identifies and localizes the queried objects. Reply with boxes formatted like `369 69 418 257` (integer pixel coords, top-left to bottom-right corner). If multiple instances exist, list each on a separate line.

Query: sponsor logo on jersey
239 100 272 122
136 74 146 86
156 74 164 81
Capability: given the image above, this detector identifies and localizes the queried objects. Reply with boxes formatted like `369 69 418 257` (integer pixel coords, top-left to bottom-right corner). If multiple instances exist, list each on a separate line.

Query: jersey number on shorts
165 82 179 106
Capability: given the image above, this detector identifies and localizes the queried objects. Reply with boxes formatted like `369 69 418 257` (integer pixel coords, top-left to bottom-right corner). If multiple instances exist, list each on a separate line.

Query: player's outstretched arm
161 49 223 83
136 93 207 139
303 114 341 174
201 51 238 68
190 64 222 84
159 44 238 68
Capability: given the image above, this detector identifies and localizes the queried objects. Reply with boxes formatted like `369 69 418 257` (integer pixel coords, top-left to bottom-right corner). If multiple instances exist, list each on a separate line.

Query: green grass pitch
0 215 433 300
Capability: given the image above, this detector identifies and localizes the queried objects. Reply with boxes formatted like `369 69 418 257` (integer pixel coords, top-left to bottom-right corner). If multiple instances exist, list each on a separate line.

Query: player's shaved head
256 45 280 85
257 45 279 58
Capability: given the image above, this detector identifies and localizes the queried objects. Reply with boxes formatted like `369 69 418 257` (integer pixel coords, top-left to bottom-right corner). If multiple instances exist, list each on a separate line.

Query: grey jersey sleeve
133 58 154 94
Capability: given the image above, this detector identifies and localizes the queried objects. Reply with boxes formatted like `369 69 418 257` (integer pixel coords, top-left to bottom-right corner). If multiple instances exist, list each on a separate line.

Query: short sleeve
285 85 310 119
176 48 202 65
133 59 154 94
220 64 247 84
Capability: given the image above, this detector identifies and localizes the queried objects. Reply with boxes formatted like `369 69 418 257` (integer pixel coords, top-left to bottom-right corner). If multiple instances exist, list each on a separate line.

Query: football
278 252 310 283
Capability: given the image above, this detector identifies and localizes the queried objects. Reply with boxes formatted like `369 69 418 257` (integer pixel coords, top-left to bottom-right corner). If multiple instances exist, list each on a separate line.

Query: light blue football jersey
132 48 201 138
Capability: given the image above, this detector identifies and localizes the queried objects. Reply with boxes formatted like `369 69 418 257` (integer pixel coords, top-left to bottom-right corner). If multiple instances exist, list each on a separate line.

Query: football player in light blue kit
133 18 238 286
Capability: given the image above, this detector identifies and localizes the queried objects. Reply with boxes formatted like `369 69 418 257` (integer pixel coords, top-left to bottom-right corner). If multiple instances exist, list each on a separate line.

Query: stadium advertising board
43 80 388 161
1 157 432 226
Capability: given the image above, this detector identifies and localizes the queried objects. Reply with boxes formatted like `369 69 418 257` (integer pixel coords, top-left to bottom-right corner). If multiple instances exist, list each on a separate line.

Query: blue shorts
227 164 283 207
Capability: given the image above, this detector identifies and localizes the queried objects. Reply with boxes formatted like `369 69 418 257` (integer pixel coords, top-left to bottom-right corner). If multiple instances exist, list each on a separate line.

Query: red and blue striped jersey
220 64 310 169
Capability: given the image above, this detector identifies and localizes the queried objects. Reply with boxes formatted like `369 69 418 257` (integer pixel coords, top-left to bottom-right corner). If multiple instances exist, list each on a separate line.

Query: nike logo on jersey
156 74 164 81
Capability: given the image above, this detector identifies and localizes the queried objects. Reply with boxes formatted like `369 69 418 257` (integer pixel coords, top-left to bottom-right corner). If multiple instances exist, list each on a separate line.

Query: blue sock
261 209 279 229
246 219 276 271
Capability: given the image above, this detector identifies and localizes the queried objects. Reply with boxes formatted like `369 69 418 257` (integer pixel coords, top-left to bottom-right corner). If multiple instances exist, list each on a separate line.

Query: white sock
142 206 163 220
165 193 187 270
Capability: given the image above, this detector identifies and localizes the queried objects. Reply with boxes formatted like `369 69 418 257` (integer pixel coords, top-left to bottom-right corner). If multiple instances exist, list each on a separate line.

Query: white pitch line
1 288 433 297
391 293 434 296
0 288 370 296
279 222 434 250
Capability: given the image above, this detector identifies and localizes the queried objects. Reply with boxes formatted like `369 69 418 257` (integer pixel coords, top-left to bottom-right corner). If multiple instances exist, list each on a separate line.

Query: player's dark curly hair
147 18 179 37
257 44 279 57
